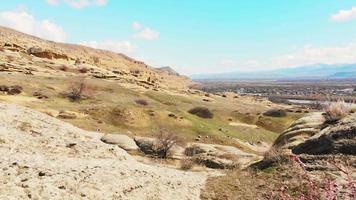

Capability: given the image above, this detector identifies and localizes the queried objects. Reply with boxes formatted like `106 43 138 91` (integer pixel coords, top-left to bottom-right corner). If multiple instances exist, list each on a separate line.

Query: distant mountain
191 63 356 80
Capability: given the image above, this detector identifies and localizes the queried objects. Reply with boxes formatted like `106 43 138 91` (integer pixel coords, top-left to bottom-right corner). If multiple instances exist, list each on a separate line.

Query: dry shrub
154 128 185 159
66 78 95 101
184 144 205 156
135 99 149 106
180 158 195 170
324 100 351 123
262 147 287 165
202 156 356 200
78 67 89 73
263 109 287 117
59 65 69 72
188 107 213 119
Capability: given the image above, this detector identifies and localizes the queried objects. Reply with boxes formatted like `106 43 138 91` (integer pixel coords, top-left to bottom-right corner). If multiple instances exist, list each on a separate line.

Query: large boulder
101 134 139 152
185 143 260 169
272 112 325 150
292 113 356 155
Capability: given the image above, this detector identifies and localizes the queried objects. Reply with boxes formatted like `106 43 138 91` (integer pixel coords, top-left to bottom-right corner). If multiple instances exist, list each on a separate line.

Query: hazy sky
1 0 356 75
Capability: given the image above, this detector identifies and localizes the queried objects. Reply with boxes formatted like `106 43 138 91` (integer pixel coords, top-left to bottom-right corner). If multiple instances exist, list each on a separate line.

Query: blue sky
1 0 356 75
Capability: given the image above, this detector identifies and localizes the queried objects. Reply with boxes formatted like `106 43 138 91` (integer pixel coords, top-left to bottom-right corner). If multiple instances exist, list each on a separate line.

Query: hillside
0 27 302 147
0 26 192 90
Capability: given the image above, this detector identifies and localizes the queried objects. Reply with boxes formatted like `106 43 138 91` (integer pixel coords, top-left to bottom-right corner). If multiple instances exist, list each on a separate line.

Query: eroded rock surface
293 113 356 155
0 103 206 200
273 112 325 150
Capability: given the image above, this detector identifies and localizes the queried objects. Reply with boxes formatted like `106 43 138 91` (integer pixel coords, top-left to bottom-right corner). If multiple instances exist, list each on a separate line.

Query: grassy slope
0 74 304 147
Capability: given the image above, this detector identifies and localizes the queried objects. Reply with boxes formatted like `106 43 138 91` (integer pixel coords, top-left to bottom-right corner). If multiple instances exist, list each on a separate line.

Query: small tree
154 128 185 159
66 78 95 101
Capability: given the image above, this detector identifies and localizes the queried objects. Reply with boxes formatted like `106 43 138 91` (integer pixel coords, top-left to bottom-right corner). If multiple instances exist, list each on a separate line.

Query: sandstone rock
273 112 325 150
101 134 139 152
292 113 356 155
185 143 260 169
38 109 59 118
58 111 78 119
0 103 206 200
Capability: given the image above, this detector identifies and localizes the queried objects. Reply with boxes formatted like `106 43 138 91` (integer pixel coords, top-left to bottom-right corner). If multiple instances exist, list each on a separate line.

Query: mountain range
191 63 356 80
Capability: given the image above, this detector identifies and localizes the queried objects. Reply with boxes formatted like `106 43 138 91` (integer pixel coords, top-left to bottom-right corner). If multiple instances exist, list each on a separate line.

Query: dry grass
180 158 195 170
188 107 214 119
184 144 205 156
201 156 356 200
324 100 351 123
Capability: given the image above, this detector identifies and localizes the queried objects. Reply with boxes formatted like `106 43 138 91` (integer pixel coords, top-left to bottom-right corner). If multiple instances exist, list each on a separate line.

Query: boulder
292 113 356 155
101 134 139 152
185 143 260 169
272 112 325 150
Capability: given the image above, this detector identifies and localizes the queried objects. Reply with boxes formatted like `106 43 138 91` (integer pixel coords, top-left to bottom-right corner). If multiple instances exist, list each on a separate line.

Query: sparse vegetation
154 128 185 159
202 156 356 200
324 100 351 123
184 144 205 156
180 158 195 170
188 107 214 119
78 67 89 73
263 109 287 117
135 99 149 106
66 78 95 101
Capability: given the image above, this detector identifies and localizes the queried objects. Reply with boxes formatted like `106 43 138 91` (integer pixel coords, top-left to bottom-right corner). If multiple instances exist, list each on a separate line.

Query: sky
1 0 356 75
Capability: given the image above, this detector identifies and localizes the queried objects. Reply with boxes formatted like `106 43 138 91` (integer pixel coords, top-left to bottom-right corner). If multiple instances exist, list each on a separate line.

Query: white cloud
218 43 356 72
132 21 143 30
80 40 136 55
46 0 108 9
331 6 356 22
47 0 59 5
134 28 160 40
271 43 356 67
132 22 160 41
0 9 67 42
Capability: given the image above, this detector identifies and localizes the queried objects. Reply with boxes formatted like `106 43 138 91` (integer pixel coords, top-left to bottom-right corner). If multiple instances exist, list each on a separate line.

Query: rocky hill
0 26 192 90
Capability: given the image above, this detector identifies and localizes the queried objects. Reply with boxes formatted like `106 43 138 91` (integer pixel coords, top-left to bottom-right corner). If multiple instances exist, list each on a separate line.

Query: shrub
180 158 195 170
66 78 95 101
184 144 205 156
154 129 185 159
263 109 287 117
188 107 213 118
135 99 148 106
324 100 351 123
59 65 69 72
78 67 89 73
